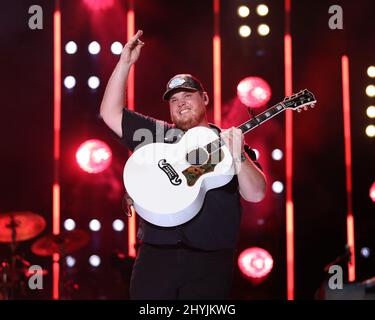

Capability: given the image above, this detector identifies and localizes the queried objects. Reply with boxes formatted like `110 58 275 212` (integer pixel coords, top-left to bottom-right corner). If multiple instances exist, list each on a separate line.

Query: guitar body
123 126 235 227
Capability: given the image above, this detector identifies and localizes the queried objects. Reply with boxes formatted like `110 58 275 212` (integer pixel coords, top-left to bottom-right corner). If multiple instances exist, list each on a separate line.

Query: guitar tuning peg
297 109 302 113
303 106 308 111
311 104 315 108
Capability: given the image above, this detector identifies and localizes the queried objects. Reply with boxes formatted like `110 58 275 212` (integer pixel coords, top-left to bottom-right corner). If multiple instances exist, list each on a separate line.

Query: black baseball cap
163 74 205 101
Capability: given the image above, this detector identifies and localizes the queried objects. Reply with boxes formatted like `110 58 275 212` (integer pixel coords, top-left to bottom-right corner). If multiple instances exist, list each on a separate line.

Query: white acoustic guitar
123 90 316 227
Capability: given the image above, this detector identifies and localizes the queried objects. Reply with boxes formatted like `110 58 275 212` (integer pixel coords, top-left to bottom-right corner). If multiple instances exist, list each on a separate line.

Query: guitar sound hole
186 148 209 166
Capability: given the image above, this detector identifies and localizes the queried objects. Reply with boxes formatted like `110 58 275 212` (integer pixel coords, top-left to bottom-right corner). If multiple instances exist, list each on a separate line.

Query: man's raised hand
120 30 144 66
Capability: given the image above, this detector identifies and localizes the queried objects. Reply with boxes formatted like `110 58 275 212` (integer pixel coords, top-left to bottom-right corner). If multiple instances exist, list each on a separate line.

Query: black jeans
129 242 235 300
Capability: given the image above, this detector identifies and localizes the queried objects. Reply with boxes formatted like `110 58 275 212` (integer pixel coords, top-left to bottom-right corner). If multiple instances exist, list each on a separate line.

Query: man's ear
203 92 209 106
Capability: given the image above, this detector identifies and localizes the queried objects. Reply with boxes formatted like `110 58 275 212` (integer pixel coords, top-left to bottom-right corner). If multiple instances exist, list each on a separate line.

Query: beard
171 107 206 131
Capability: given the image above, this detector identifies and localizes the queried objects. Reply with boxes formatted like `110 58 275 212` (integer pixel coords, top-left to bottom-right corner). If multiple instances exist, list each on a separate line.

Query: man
100 30 266 299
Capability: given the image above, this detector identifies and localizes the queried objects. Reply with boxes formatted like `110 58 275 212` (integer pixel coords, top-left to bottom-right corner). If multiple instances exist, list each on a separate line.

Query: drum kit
0 211 89 300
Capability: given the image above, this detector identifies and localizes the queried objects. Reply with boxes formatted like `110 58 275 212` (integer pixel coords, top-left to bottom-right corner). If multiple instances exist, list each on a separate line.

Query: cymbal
0 212 46 243
31 230 90 256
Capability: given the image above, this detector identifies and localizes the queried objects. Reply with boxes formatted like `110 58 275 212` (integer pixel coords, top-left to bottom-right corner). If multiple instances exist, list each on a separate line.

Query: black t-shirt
120 108 261 250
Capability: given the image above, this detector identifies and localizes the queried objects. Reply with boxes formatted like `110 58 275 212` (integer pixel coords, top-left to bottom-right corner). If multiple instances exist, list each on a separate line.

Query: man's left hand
220 127 244 161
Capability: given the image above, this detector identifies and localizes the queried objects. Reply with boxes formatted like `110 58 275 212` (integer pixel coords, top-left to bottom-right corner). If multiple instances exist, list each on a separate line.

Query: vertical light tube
127 0 137 258
284 0 294 300
213 0 222 127
53 0 61 300
341 55 356 282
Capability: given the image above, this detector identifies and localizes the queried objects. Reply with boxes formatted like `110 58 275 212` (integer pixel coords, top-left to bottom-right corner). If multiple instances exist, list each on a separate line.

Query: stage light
367 106 375 118
65 41 77 54
237 76 272 108
89 255 101 267
272 149 283 161
366 85 375 97
360 247 370 258
237 5 250 18
88 76 100 89
272 181 284 194
239 25 251 38
89 219 101 231
367 66 375 78
370 182 375 203
253 149 260 160
365 124 375 138
76 139 112 173
113 219 125 232
66 256 76 267
83 0 114 11
238 247 273 279
88 41 100 55
111 41 123 55
256 4 269 16
64 219 76 231
64 76 76 89
258 24 270 36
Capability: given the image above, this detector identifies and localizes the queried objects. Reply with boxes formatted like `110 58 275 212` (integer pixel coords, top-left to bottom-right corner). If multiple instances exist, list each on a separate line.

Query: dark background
0 0 374 299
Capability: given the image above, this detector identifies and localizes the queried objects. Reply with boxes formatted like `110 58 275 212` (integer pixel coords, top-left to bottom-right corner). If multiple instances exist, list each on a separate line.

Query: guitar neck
205 102 286 154
237 102 286 134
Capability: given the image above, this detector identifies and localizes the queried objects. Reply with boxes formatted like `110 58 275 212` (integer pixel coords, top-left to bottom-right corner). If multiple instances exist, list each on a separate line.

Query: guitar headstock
283 89 317 112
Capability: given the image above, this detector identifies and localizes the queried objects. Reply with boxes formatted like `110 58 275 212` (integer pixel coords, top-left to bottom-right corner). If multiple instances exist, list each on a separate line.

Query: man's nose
177 99 186 108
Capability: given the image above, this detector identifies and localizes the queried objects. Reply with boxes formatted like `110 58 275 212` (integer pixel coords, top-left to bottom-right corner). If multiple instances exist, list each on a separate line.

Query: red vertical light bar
53 0 61 300
341 55 356 282
127 0 137 258
127 0 135 112
284 0 294 300
213 0 221 127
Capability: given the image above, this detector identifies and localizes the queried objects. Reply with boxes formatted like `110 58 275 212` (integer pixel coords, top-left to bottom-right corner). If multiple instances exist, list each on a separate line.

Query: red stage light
82 0 114 11
370 182 375 203
237 77 272 108
76 139 112 173
238 247 273 279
